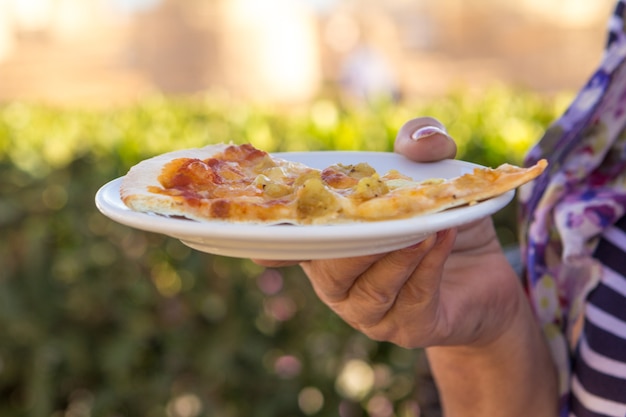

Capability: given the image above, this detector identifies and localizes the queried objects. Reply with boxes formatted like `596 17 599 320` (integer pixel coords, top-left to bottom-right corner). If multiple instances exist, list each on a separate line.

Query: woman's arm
426 216 558 417
427 249 558 417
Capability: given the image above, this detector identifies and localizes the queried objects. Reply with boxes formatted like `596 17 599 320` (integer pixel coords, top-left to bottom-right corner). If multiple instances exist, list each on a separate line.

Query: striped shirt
571 215 626 416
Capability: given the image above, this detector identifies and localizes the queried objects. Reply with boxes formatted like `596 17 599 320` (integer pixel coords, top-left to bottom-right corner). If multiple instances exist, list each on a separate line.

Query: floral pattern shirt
519 1 626 415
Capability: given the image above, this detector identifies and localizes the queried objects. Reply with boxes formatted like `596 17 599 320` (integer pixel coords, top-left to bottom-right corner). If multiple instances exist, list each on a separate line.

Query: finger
396 228 456 309
300 253 387 304
394 117 457 162
342 234 439 329
380 229 456 346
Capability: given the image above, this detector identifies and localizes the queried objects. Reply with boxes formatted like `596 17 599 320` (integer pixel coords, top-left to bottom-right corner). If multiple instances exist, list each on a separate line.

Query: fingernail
401 234 434 251
411 126 448 141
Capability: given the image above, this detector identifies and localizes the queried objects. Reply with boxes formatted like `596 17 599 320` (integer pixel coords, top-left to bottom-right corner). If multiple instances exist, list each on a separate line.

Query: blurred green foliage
0 86 568 417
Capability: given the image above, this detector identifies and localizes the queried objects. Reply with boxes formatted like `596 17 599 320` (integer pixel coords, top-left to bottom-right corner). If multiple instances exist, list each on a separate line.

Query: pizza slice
120 143 547 225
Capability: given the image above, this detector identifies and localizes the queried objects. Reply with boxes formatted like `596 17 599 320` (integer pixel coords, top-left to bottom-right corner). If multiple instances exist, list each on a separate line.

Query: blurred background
0 0 614 104
0 0 615 416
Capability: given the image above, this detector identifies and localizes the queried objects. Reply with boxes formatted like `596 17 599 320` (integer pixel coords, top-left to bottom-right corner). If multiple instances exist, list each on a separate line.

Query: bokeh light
298 386 325 415
335 359 375 401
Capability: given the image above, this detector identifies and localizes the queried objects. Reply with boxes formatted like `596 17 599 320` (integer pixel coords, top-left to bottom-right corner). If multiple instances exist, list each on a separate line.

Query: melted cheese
152 144 404 223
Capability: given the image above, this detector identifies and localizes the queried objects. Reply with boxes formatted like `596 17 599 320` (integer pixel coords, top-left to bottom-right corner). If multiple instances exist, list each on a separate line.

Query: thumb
394 117 457 162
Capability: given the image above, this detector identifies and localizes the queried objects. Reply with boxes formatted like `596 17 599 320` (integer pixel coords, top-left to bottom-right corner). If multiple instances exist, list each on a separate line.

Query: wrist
426 288 558 417
440 248 526 347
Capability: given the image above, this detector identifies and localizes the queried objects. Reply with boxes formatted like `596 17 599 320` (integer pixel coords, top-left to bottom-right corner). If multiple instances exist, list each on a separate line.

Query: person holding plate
255 1 626 415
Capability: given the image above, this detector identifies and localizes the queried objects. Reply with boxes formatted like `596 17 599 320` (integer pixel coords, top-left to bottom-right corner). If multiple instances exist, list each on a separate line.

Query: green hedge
0 87 567 417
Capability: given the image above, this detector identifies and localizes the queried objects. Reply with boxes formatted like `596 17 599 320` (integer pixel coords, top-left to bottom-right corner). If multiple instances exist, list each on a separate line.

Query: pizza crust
120 144 232 221
353 161 548 220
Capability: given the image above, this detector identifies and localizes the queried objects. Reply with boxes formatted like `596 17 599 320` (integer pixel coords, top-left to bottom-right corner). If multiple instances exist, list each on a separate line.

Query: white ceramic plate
95 151 514 260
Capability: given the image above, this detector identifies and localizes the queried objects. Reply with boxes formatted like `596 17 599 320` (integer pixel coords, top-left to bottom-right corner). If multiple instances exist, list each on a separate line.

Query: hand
255 117 523 348
254 117 558 416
